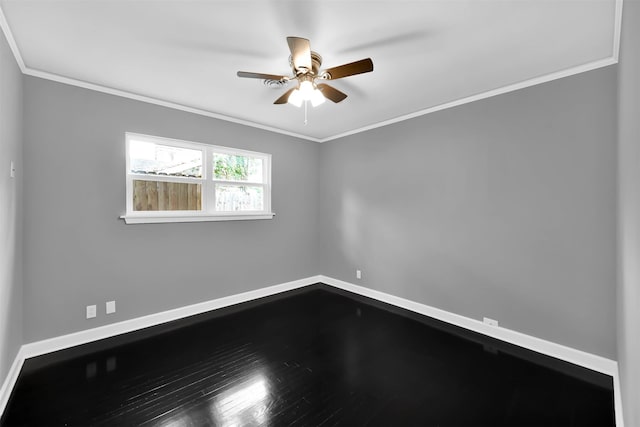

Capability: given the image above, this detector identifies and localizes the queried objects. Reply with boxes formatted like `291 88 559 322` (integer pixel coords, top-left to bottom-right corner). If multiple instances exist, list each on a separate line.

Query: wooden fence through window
133 180 202 211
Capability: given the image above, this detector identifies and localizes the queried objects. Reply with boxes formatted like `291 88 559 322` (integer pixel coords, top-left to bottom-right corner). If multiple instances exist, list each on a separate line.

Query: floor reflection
1 287 615 426
211 371 270 427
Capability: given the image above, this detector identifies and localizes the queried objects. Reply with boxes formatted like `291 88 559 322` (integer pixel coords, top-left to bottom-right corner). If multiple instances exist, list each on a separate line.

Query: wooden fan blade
274 87 297 104
237 71 288 80
317 83 348 103
323 58 373 80
287 36 312 72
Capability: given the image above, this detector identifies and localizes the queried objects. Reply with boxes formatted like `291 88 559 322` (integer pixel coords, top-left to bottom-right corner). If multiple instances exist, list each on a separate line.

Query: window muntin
125 133 272 222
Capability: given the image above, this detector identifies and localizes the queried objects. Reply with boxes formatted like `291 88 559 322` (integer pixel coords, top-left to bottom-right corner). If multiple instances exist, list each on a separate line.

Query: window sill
120 213 275 224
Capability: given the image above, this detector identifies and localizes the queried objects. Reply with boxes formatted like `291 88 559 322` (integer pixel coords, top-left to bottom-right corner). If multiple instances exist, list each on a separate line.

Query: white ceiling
0 0 621 142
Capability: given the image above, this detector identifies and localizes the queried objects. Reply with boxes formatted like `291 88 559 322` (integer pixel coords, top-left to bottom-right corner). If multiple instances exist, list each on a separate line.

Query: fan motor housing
289 51 323 76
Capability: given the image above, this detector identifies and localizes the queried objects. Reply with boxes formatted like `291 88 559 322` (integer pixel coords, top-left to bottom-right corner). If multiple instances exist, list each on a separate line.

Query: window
122 133 273 224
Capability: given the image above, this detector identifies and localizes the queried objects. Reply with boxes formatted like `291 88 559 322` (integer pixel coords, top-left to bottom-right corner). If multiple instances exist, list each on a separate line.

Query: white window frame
121 133 274 224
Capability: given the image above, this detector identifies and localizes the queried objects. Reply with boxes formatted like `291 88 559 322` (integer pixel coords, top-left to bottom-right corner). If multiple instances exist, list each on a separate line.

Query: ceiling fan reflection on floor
237 36 373 108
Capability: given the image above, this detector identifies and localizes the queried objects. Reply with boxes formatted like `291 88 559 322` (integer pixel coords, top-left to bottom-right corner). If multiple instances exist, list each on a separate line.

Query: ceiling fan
237 36 373 107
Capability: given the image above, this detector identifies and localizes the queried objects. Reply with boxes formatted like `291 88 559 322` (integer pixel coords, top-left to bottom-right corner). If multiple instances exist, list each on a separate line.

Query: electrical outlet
106 300 116 314
483 317 499 327
483 344 499 355
86 362 97 379
356 269 362 279
86 305 97 319
106 356 117 372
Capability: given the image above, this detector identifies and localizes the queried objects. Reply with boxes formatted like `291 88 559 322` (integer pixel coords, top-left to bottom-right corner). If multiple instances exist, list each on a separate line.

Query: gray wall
0 29 23 384
319 66 618 359
617 0 640 424
17 40 620 365
23 77 320 342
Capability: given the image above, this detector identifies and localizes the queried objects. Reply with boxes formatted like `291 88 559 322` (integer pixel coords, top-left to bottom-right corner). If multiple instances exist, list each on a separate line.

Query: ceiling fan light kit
237 36 373 114
287 78 325 107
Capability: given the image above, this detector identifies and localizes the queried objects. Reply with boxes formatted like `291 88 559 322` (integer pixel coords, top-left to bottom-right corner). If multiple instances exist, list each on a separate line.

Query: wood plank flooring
1 284 615 426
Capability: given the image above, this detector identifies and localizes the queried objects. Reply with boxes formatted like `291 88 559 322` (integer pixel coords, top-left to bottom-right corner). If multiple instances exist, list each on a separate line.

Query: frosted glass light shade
287 81 325 107
310 89 325 107
287 89 303 107
299 81 314 100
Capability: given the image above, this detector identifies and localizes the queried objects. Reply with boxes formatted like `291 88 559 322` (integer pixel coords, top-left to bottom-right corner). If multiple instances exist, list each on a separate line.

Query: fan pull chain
304 100 308 125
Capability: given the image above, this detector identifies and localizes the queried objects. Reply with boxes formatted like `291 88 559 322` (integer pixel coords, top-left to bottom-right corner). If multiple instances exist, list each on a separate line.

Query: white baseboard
613 368 624 427
0 347 26 416
320 276 616 373
319 275 624 427
0 275 322 417
21 276 322 360
1 274 624 425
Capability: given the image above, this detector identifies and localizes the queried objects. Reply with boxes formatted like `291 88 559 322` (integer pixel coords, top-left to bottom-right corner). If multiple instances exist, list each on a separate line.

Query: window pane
130 140 202 178
213 153 263 182
133 180 202 211
216 185 264 212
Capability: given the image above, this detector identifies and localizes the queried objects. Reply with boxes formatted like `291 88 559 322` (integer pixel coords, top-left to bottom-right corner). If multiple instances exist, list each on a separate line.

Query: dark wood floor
1 284 615 426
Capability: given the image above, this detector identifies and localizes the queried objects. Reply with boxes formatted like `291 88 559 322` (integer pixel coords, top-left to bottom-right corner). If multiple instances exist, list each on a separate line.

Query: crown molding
0 0 624 144
23 67 324 142
613 0 624 62
318 56 619 143
0 2 25 72
320 0 624 143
